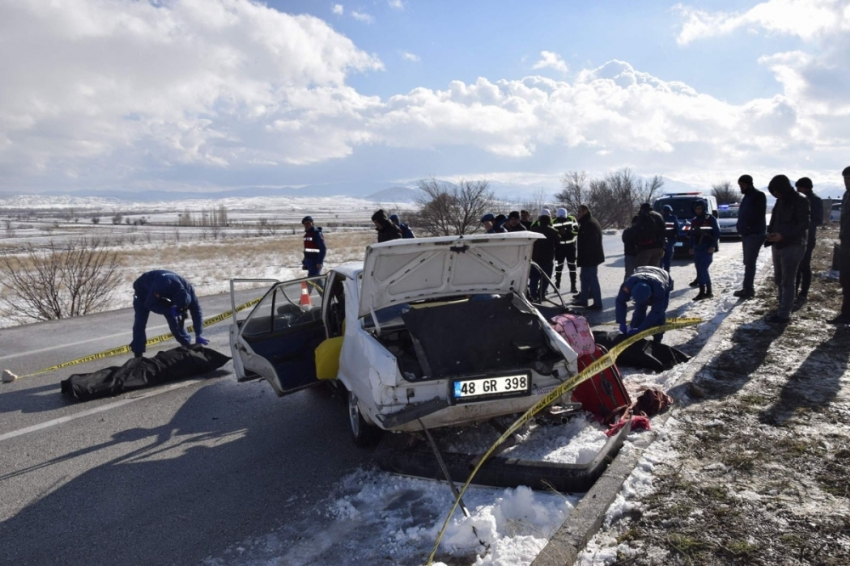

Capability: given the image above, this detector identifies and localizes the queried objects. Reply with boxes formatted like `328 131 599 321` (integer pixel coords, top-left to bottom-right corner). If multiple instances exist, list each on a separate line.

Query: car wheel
348 391 382 447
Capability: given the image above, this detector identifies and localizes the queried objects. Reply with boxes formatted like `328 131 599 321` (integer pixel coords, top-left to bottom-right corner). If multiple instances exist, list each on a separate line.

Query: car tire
348 391 382 447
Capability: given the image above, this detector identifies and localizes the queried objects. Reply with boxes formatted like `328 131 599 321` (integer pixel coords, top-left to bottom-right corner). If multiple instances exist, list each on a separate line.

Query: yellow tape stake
1 297 262 383
425 317 702 565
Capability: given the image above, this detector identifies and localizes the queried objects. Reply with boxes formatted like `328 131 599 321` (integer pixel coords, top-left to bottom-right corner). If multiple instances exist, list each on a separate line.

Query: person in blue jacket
661 205 680 273
615 266 673 343
689 200 721 301
131 270 206 358
301 216 326 276
481 213 507 233
389 214 415 239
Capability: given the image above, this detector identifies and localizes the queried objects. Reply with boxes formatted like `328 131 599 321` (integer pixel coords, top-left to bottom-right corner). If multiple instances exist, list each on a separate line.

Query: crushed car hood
359 232 543 318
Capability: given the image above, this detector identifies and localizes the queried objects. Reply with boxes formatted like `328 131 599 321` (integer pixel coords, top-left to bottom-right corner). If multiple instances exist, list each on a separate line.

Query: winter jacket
398 222 415 239
635 210 666 250
531 217 560 264
133 270 198 316
576 211 605 267
622 225 637 257
303 226 327 263
615 266 672 329
736 187 767 236
842 189 850 243
690 201 720 252
662 213 680 244
552 215 578 245
372 209 403 243
506 221 527 232
767 180 810 249
804 193 823 245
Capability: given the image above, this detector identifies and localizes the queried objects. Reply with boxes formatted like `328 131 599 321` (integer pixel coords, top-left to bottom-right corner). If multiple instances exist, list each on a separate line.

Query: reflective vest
552 216 578 245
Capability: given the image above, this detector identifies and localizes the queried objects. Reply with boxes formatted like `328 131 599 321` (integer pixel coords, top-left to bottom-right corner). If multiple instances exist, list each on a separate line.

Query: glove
195 336 210 346
619 323 628 334
169 305 180 318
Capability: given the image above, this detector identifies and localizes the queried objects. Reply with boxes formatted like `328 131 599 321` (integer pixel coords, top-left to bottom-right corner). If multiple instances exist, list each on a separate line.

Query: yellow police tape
2 297 262 382
426 316 702 565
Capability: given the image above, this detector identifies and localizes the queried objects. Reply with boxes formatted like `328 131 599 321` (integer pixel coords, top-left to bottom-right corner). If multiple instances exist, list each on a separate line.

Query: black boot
693 285 706 301
689 278 699 288
704 284 713 299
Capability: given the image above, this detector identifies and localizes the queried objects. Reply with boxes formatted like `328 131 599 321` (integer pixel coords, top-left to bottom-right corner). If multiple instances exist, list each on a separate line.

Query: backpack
550 313 595 356
634 214 658 247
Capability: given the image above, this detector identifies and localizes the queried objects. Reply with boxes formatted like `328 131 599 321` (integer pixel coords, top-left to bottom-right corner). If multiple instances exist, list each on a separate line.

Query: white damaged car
229 233 580 446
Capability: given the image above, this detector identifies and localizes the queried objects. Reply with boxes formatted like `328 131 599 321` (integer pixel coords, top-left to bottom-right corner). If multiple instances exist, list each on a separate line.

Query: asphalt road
0 237 742 565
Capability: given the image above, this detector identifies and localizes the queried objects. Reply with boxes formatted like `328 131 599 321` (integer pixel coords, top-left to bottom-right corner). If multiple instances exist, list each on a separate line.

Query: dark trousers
662 243 675 272
304 258 322 277
795 238 815 297
529 260 554 302
131 297 193 354
554 243 576 288
741 234 763 292
840 243 850 316
772 244 805 318
694 250 713 285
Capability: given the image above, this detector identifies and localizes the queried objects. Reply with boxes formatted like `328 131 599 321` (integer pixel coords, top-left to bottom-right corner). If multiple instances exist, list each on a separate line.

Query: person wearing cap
831 165 850 324
480 212 507 234
615 266 673 343
372 209 403 242
389 214 415 239
733 174 767 299
764 175 810 324
573 205 605 310
302 215 327 276
520 210 532 230
131 270 206 358
529 209 560 302
660 205 680 273
794 177 823 305
505 210 527 232
634 203 667 268
689 200 720 301
552 208 579 293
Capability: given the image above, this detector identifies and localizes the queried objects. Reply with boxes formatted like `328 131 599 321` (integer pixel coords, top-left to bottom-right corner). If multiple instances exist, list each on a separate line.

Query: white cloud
388 0 404 9
675 0 850 45
351 10 374 24
532 51 568 74
332 4 344 15
401 51 421 62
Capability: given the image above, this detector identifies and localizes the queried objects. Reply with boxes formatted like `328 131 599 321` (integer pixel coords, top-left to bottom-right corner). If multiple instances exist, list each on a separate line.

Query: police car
228 233 580 446
717 204 740 237
653 192 719 253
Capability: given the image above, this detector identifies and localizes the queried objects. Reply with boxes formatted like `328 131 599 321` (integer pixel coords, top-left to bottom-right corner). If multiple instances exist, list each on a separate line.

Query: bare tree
555 171 589 214
112 213 123 225
0 239 122 324
3 219 13 238
415 178 496 236
91 216 100 225
712 181 738 204
577 168 664 229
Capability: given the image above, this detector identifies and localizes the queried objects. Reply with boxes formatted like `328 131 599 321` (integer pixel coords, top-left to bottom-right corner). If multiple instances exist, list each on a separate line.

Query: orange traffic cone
300 282 312 306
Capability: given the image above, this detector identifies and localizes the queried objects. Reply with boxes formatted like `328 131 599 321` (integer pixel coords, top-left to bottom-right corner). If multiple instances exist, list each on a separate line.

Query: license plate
452 373 531 403
674 241 683 247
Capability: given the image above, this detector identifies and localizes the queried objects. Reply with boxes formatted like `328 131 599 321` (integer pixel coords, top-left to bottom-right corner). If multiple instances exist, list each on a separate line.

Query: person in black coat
733 174 767 298
765 175 810 323
371 209 403 242
832 166 850 324
572 205 605 310
634 203 666 268
505 210 527 232
529 209 560 302
794 177 823 303
622 216 639 281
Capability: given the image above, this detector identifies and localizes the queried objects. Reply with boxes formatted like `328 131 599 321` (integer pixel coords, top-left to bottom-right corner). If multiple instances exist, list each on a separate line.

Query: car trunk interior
374 294 562 382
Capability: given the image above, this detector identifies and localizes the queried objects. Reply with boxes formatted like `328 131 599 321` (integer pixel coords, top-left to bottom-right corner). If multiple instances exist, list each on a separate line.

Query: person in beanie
505 210 527 232
572 205 605 310
480 213 507 234
733 174 767 299
829 166 850 324
302 216 326 277
622 216 639 280
131 270 206 358
615 266 673 343
764 174 810 324
634 202 667 268
689 200 720 301
552 208 579 293
494 213 508 232
660 205 680 273
794 177 823 304
529 209 560 302
389 214 415 239
372 209 403 242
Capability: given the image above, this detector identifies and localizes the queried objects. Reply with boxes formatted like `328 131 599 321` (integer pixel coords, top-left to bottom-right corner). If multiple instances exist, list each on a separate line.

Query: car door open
230 276 328 396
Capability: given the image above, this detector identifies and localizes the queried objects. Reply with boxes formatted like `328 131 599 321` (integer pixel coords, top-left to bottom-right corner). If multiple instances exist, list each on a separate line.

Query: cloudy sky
1 0 848 196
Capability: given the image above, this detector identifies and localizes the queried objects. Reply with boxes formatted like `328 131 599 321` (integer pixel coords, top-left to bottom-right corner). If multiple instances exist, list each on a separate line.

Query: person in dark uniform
689 200 720 301
302 216 326 277
529 209 560 302
615 266 673 343
794 177 823 305
660 205 680 273
372 209 403 242
131 270 206 358
552 208 579 293
389 214 415 239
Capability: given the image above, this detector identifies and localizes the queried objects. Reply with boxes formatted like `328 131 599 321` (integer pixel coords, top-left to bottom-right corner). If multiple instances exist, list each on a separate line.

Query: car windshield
719 208 739 218
653 198 701 219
